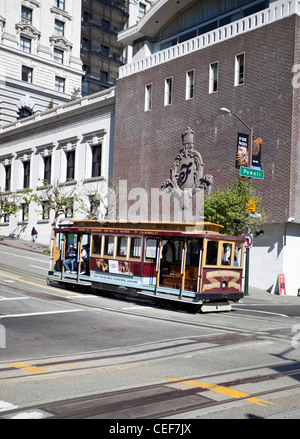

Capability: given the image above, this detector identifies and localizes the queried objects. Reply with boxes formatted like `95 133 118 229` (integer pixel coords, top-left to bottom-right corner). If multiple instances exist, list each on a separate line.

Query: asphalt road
0 243 300 423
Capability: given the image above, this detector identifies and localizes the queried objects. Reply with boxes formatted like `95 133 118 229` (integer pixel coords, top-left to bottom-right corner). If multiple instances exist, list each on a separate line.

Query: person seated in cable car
64 244 77 273
80 245 89 274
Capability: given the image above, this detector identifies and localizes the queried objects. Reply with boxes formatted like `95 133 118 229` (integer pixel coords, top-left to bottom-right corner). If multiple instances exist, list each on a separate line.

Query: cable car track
0 262 296 348
1 360 300 419
0 254 299 419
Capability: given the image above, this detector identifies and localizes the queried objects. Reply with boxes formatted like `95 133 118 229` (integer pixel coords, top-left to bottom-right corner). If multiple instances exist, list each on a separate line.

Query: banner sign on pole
252 136 262 170
235 133 249 168
235 133 262 170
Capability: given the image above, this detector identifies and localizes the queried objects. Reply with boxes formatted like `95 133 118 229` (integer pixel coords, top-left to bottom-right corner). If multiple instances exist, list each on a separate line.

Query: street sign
240 166 264 180
242 233 253 248
246 200 256 212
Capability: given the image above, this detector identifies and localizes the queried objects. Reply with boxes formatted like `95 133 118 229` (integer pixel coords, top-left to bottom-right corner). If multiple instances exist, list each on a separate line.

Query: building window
66 151 75 180
43 156 52 185
42 202 50 220
20 36 31 53
209 62 218 93
235 53 245 86
145 84 152 111
186 70 195 100
55 76 65 92
164 77 173 106
54 48 63 64
4 165 11 191
139 2 147 18
55 19 64 37
21 203 29 222
21 6 32 24
22 66 33 83
92 145 102 178
64 199 74 218
23 161 30 188
55 0 65 9
89 198 97 219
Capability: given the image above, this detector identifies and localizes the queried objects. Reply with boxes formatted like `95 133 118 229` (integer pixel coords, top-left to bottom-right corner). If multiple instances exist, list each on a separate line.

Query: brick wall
114 15 296 223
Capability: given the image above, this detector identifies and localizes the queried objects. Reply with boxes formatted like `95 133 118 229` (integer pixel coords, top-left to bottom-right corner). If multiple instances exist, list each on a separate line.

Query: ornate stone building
0 88 115 244
0 0 83 126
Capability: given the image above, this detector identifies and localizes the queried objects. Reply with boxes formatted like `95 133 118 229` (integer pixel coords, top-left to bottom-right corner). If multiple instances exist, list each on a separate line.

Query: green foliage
204 177 266 236
0 188 33 222
71 87 81 100
33 179 79 242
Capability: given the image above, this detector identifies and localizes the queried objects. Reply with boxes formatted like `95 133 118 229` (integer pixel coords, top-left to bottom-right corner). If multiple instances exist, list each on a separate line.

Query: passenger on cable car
162 238 175 274
64 244 77 273
80 245 89 275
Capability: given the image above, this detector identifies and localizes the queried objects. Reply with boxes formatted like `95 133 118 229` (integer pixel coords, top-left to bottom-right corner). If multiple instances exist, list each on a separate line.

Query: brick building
114 0 300 295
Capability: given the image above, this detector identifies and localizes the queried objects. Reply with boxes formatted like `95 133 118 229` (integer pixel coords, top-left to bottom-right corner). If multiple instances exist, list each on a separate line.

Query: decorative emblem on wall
161 127 213 209
17 106 34 119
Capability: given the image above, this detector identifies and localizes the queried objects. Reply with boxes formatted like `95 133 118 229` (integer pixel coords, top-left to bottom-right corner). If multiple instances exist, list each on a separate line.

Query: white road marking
10 411 47 419
0 297 29 301
0 309 82 319
30 265 49 271
232 307 288 318
0 250 48 264
0 400 18 412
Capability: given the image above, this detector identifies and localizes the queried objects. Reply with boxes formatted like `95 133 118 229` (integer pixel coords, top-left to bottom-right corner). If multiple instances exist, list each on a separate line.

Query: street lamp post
220 107 253 169
220 107 253 296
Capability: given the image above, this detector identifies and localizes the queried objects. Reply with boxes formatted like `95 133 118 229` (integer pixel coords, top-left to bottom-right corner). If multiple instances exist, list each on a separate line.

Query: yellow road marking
8 362 48 374
166 378 276 407
0 271 80 296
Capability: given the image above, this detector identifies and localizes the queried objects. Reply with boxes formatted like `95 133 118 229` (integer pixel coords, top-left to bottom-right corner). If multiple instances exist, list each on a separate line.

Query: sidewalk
0 236 49 254
242 286 300 305
0 236 299 304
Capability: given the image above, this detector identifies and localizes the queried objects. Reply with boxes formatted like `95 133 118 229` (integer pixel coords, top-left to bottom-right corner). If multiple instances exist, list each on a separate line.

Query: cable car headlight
221 281 228 290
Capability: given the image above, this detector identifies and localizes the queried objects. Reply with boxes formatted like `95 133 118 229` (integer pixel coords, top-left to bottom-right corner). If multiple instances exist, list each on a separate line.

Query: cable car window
130 237 142 259
187 238 203 266
206 241 218 265
92 236 101 255
56 233 63 250
67 234 78 249
82 234 90 248
221 243 232 265
234 243 243 266
103 235 115 256
145 238 158 259
116 236 127 258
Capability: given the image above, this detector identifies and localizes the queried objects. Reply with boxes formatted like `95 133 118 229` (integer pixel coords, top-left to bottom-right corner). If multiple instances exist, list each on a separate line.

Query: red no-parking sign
242 233 253 248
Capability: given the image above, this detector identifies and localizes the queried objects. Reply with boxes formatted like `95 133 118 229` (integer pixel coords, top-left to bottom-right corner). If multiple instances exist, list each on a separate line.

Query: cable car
47 220 245 312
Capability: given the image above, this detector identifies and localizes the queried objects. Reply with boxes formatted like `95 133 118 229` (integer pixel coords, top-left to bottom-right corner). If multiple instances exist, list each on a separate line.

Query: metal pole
249 126 253 168
244 247 249 296
220 108 253 297
243 126 253 296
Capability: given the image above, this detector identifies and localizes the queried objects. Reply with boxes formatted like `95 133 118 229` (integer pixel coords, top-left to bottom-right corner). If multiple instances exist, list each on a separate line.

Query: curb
0 240 48 255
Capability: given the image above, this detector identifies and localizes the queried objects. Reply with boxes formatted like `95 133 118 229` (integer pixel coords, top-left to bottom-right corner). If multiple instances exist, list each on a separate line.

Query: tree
71 87 81 100
76 180 108 220
33 179 79 243
0 188 33 224
203 177 265 236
